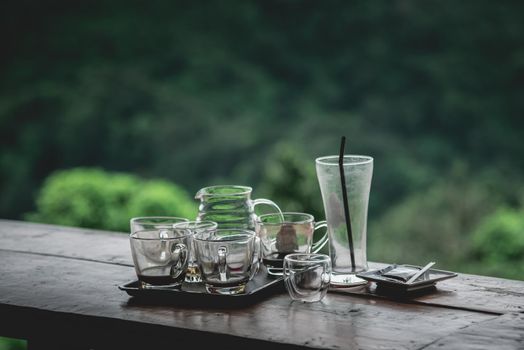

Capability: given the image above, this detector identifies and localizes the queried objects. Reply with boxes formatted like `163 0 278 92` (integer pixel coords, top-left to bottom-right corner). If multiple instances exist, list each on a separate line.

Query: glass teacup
130 228 191 289
256 212 328 271
129 216 190 288
193 229 258 295
172 220 218 283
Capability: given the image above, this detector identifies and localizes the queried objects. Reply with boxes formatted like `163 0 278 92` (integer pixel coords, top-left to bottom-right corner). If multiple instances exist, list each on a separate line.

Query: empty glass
193 229 258 295
130 228 191 289
283 253 331 302
256 212 328 269
316 155 373 287
172 221 218 283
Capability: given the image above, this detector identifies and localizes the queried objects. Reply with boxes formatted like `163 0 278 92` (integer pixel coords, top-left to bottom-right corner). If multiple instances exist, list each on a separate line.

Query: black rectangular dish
356 264 458 292
119 266 285 308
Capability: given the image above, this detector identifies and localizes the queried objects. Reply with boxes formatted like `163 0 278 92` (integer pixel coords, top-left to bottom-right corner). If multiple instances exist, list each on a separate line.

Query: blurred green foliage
470 208 524 279
259 143 324 220
0 338 25 350
2 0 524 223
369 164 498 267
473 209 524 263
26 168 197 232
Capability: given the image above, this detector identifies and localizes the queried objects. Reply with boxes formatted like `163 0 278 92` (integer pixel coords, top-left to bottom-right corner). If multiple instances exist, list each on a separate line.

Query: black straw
339 136 356 272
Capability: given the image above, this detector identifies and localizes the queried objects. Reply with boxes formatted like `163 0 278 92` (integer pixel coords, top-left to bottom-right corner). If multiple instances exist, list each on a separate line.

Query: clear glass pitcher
195 185 282 230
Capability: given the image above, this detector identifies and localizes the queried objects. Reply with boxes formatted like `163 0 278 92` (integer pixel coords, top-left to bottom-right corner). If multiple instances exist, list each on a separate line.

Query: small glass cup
172 221 218 283
283 253 331 302
193 229 258 295
130 228 191 289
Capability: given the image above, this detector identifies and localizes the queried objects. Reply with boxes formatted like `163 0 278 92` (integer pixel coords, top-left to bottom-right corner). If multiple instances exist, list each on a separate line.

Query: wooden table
0 219 523 349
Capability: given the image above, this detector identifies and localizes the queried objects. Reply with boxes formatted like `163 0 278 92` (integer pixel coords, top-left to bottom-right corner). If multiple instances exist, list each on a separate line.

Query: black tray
119 266 285 308
356 264 458 292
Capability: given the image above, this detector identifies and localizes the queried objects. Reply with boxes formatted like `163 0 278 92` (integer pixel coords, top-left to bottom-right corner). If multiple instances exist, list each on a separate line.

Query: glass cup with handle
130 228 191 289
193 228 258 295
172 220 218 283
129 216 189 288
255 212 328 275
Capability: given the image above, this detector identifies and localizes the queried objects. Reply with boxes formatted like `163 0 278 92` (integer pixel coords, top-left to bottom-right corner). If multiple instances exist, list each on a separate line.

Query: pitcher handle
249 236 261 280
311 220 329 253
252 198 282 218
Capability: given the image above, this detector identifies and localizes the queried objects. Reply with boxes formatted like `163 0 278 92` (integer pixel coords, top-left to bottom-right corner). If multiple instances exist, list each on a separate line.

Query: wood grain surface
0 219 133 266
333 266 524 315
1 219 523 349
423 312 524 350
0 250 495 349
2 220 522 314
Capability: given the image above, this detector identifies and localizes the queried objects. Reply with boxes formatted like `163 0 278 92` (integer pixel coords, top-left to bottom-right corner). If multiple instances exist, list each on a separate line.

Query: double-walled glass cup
256 212 328 269
130 228 191 289
172 221 218 283
193 229 258 295
283 253 331 303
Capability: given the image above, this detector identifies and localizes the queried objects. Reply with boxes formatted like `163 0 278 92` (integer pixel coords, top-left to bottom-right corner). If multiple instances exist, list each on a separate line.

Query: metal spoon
407 261 435 284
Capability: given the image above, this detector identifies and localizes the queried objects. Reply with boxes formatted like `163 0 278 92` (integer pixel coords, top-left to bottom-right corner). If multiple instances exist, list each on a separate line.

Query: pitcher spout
195 188 205 200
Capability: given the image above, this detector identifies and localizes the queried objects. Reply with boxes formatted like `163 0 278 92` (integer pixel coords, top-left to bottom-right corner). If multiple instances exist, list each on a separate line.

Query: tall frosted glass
315 155 373 286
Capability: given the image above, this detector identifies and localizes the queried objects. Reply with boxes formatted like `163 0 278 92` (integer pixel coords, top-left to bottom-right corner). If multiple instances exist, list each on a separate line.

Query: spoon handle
407 261 435 284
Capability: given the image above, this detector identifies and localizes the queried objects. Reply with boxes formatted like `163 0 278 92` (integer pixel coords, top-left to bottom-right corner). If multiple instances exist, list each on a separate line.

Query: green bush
26 168 197 232
0 337 26 350
470 208 524 279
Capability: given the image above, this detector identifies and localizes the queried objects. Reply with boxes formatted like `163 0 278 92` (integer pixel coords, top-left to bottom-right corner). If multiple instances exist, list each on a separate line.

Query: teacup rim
172 220 218 230
193 228 256 242
130 229 193 240
284 253 331 263
130 216 189 224
257 212 314 225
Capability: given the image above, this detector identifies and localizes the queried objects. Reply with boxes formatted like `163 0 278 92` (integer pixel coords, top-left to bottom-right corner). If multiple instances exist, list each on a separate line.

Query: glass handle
252 198 283 217
159 229 170 261
250 236 261 280
311 220 329 253
218 246 228 282
170 243 187 276
321 270 331 288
